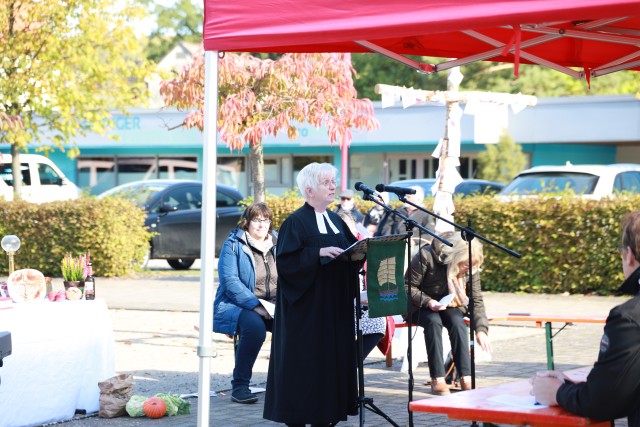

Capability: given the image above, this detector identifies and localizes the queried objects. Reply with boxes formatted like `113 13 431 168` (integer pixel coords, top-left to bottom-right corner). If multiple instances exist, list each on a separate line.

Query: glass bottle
84 252 95 301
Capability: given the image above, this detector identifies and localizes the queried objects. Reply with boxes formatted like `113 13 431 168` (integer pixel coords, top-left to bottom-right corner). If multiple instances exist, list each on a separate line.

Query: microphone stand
360 192 452 427
399 196 520 426
352 253 400 427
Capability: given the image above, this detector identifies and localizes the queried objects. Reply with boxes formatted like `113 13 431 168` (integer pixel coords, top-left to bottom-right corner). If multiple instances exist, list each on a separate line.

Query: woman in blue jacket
214 202 277 404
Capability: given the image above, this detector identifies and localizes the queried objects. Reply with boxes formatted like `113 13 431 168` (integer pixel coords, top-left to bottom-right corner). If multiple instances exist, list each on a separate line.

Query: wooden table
410 367 611 427
506 314 606 370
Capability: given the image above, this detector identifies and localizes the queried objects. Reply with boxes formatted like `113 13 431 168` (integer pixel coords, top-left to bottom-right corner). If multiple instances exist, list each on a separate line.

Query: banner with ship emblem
366 238 407 317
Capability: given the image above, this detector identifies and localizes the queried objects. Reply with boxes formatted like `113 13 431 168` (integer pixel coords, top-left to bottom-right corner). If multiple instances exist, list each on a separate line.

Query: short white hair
296 163 337 201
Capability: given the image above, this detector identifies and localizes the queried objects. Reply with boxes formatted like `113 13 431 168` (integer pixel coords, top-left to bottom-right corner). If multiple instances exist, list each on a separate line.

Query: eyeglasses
319 180 337 187
251 218 271 225
341 197 352 201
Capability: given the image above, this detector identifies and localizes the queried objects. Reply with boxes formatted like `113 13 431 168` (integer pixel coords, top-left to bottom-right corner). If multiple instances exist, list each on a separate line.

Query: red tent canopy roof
204 0 640 77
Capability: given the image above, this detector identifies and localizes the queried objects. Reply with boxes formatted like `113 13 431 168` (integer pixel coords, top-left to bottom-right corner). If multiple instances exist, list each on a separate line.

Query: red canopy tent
204 0 640 79
196 2 640 425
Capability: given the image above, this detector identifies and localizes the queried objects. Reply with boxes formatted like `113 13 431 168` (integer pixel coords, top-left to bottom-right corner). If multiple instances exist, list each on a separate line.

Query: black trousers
410 307 470 378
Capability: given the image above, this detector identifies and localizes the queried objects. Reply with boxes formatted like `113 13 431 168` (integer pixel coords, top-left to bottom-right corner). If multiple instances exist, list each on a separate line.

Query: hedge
2 191 635 293
0 198 151 277
262 192 638 295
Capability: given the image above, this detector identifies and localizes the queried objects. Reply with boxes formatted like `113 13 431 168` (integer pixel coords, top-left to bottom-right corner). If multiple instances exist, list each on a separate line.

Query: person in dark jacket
531 210 640 427
363 191 389 235
264 163 359 426
335 189 365 224
374 185 435 240
213 202 278 404
404 231 491 395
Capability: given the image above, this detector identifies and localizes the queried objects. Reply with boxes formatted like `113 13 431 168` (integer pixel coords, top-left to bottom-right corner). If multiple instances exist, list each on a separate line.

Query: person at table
264 162 359 426
531 210 640 427
213 202 277 404
404 231 492 395
374 185 435 239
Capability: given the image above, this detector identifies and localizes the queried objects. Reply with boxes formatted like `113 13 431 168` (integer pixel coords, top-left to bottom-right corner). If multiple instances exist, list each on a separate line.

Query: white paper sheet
258 299 275 317
487 394 549 409
438 293 455 306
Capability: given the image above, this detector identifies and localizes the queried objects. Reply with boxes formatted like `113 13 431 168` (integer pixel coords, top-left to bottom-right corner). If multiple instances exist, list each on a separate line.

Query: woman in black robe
264 162 359 426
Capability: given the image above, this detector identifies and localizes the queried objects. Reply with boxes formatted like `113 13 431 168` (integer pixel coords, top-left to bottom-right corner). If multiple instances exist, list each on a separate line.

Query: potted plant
61 253 86 292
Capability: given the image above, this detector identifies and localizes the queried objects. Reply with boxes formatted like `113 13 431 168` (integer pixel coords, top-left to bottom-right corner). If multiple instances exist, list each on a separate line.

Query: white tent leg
197 50 219 427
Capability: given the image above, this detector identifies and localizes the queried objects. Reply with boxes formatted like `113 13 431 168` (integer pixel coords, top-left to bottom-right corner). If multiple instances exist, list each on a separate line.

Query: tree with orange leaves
160 50 379 202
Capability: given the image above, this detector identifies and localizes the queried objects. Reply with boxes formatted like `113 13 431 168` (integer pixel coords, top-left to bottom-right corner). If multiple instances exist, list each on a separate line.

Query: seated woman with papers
404 231 492 395
213 202 278 405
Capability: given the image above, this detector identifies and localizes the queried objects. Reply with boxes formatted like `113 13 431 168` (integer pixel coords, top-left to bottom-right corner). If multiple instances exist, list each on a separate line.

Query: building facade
3 94 639 198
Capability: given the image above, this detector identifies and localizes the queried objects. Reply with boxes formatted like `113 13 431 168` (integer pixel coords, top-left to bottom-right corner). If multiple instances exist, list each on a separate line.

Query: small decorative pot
63 281 84 292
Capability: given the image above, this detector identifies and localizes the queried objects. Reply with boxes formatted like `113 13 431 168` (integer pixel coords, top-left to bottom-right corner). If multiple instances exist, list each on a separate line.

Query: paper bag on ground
98 373 134 418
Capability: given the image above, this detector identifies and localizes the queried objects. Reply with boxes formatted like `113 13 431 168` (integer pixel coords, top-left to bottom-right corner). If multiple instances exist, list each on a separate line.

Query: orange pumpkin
143 397 167 418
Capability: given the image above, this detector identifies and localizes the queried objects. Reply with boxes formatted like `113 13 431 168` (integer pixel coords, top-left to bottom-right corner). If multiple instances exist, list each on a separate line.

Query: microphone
354 182 384 200
375 183 417 196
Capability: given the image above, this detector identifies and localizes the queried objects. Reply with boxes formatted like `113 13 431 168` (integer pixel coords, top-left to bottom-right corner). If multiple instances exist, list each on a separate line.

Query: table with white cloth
0 299 115 427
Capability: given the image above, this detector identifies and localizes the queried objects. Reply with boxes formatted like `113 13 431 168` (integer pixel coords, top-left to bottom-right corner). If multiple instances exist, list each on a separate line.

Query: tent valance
204 0 640 79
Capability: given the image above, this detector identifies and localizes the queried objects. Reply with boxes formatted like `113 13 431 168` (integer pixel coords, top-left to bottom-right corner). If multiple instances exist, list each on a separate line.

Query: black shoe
231 388 258 404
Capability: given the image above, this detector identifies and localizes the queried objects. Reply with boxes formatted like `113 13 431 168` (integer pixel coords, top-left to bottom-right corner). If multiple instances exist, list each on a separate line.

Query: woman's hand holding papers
254 304 273 320
427 299 447 312
319 246 344 259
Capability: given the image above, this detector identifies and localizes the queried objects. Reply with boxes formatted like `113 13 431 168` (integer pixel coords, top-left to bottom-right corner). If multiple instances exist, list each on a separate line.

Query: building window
459 157 479 179
77 156 198 195
218 157 246 191
292 155 332 187
77 157 116 195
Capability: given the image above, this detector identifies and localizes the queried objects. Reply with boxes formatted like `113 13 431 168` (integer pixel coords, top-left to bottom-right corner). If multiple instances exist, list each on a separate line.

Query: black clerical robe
264 203 359 424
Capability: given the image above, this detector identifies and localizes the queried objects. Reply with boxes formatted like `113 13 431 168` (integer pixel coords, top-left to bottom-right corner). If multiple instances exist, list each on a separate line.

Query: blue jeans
232 309 272 393
410 307 470 378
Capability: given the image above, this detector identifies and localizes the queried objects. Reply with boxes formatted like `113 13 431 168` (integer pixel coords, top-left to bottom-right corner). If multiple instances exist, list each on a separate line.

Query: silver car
500 163 640 199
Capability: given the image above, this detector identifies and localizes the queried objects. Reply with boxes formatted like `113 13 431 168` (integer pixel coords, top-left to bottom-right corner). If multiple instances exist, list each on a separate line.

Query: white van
0 154 80 202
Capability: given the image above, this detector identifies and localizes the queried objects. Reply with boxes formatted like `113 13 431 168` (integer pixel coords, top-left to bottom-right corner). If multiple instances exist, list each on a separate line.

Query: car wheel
140 248 151 269
167 258 196 270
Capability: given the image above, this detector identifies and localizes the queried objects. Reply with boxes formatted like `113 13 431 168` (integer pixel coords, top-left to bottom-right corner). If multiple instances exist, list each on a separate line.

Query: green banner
366 238 407 317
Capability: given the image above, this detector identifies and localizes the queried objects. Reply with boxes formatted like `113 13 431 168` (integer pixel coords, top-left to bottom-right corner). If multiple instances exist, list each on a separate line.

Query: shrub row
0 198 151 277
263 192 638 295
2 192 635 294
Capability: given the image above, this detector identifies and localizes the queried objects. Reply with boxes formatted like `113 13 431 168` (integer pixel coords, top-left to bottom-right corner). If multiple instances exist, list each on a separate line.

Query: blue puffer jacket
213 228 276 336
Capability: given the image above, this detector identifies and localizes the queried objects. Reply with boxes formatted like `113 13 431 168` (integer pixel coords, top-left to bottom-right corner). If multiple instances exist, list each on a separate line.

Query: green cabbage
125 395 147 417
154 393 189 416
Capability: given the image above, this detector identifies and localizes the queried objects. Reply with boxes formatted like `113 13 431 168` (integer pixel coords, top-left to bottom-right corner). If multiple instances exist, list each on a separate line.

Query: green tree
351 54 640 99
0 0 156 199
351 53 448 98
476 132 527 183
140 0 203 63
460 63 640 97
160 51 379 202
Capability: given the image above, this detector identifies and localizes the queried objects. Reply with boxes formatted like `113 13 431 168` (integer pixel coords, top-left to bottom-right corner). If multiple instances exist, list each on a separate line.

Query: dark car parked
386 178 505 202
98 180 244 270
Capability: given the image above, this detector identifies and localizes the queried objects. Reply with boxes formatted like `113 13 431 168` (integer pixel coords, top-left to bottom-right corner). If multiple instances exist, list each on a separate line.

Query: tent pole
197 50 219 427
341 134 349 191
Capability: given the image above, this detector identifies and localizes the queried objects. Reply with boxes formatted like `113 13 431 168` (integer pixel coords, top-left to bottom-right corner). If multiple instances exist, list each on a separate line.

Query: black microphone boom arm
375 184 416 196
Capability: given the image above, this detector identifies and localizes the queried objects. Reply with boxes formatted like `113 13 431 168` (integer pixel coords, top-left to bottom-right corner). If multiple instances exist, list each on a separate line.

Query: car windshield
501 172 599 195
103 183 172 206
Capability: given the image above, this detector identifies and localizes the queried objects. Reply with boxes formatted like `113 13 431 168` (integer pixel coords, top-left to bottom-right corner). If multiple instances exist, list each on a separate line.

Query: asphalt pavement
52 260 630 427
